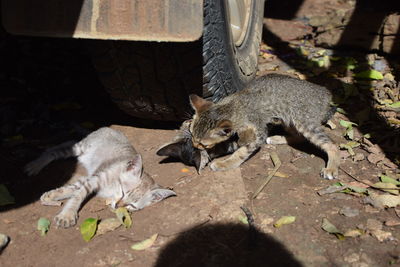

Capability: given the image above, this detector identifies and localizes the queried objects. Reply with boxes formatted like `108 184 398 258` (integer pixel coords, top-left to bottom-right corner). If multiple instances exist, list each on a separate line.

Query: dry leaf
181 168 190 173
96 218 122 236
367 153 385 164
344 229 363 237
317 185 347 195
384 219 400 227
273 216 296 228
131 234 158 250
364 193 400 209
353 153 365 162
370 229 393 242
321 218 344 240
371 182 399 195
115 207 132 228
274 171 289 178
339 206 359 217
326 120 336 129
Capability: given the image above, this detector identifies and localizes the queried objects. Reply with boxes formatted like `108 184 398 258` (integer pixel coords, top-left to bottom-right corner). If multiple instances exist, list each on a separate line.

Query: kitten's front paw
54 211 78 228
320 167 338 180
40 191 62 206
210 160 230 171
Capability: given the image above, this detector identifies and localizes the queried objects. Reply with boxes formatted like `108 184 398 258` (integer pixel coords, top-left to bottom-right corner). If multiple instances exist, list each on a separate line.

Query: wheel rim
227 0 252 47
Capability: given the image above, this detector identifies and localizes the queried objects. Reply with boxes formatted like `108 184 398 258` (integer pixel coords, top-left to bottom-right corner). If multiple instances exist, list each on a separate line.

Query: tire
90 0 264 121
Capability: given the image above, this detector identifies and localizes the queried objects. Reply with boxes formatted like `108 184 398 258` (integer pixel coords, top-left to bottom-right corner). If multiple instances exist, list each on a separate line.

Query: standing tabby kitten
189 73 340 179
25 127 176 228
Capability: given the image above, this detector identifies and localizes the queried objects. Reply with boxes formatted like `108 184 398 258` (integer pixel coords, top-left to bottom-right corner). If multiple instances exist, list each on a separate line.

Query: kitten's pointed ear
189 94 213 113
135 188 176 209
193 150 202 173
217 119 233 136
156 143 182 158
126 154 143 175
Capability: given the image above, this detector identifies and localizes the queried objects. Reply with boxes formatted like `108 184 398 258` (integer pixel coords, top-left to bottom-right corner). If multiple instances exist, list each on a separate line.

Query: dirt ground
1 1 400 266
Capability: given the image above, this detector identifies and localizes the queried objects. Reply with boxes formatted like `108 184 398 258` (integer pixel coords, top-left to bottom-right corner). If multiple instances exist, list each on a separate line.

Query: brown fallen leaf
353 153 365 162
367 153 385 164
370 229 393 242
384 219 400 227
317 185 347 195
96 218 122 236
339 206 359 217
364 192 400 209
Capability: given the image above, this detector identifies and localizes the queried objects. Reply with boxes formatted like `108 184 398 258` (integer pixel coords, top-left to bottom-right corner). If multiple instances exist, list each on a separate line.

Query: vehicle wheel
90 0 264 121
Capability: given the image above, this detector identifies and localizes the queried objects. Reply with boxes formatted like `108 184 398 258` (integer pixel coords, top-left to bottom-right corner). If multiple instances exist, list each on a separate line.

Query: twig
340 166 400 191
252 151 281 199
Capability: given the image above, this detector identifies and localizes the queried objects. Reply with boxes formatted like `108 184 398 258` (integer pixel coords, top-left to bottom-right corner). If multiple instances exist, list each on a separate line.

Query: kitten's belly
78 145 117 175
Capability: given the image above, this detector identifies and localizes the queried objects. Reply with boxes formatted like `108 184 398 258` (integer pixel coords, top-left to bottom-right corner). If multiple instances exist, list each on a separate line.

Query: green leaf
131 234 158 250
339 120 357 128
380 175 400 185
354 70 384 80
238 215 249 225
344 57 357 70
80 218 98 242
339 141 360 156
321 218 345 240
346 128 354 140
37 217 51 236
273 216 296 228
0 184 15 206
336 108 348 115
388 102 400 109
115 207 132 228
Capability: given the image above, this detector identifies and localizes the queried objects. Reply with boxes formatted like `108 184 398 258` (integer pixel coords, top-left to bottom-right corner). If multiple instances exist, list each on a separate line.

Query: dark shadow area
264 0 304 20
2 0 84 38
262 0 400 166
0 32 183 211
155 222 303 267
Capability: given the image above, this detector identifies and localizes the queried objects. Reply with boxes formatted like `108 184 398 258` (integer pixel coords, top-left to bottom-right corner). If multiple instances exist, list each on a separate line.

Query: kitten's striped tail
24 140 83 176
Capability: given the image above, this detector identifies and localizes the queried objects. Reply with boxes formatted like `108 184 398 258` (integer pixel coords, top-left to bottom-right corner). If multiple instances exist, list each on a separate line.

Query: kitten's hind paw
320 168 338 180
54 212 78 228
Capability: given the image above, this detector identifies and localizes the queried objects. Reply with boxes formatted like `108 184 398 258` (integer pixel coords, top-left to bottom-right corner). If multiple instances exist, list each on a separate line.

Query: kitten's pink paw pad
55 212 78 228
320 168 338 180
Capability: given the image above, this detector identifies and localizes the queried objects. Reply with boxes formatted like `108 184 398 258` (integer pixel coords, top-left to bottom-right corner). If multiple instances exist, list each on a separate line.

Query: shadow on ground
155 222 303 267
